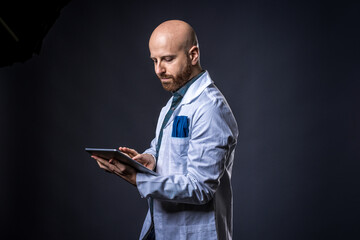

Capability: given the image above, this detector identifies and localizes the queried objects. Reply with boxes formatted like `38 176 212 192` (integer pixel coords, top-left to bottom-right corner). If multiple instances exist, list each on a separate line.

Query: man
92 20 238 240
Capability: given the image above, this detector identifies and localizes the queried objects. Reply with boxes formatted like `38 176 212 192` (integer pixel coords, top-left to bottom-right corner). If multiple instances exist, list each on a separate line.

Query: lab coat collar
164 71 213 128
181 70 213 105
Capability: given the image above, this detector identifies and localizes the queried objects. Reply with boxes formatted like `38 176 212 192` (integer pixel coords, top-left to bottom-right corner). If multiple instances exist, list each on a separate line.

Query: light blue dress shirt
136 71 238 240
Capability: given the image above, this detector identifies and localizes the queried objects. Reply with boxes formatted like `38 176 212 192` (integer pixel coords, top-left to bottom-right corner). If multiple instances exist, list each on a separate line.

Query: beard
159 58 193 92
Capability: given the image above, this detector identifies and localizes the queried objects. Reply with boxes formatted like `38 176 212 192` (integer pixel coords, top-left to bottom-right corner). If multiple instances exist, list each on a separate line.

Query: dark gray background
1 0 359 239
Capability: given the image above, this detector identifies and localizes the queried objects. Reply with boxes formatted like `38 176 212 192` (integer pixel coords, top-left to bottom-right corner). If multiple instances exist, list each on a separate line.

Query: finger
93 156 114 171
119 147 138 156
96 159 107 168
92 156 107 166
113 163 135 176
133 154 156 170
119 150 131 158
92 155 107 163
96 160 112 172
96 160 106 168
133 154 148 163
132 155 141 161
109 158 120 165
111 163 129 177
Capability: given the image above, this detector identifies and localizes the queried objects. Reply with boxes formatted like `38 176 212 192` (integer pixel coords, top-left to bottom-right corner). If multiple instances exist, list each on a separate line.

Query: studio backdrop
0 1 359 239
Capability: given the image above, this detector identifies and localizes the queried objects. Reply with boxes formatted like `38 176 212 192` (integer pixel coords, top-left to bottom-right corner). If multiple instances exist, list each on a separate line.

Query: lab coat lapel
163 71 213 129
164 106 181 129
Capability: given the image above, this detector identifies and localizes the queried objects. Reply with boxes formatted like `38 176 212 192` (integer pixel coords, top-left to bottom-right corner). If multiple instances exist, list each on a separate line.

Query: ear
188 46 199 65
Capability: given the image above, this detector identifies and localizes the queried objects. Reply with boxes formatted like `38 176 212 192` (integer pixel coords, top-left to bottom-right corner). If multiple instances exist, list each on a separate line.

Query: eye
164 56 174 62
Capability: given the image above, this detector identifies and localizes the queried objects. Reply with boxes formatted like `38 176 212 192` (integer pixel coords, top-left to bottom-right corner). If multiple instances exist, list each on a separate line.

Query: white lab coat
136 71 238 240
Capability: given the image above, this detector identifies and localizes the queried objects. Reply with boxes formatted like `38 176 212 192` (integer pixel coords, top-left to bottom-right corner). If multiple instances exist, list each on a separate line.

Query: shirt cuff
136 172 149 198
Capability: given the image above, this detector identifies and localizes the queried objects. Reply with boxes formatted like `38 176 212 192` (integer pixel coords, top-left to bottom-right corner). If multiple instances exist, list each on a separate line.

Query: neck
188 65 203 80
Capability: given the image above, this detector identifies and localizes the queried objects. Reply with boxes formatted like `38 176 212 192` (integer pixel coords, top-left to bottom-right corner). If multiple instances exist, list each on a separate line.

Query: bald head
149 20 198 53
149 20 202 92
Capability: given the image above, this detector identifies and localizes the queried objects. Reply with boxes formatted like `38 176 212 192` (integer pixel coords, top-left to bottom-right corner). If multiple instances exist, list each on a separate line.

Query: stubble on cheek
158 58 193 92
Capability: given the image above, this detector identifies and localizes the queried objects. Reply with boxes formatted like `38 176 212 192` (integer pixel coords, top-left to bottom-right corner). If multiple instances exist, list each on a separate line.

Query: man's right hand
119 147 139 158
119 147 156 171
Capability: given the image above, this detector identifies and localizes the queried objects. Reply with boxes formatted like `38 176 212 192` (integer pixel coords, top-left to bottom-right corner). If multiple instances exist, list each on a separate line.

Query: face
149 34 193 92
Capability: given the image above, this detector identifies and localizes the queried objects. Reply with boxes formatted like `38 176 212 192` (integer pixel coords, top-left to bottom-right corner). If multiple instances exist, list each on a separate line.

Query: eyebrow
150 55 176 60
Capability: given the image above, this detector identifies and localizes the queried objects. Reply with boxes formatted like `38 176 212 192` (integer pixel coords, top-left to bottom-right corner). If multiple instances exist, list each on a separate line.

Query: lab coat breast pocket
170 136 190 173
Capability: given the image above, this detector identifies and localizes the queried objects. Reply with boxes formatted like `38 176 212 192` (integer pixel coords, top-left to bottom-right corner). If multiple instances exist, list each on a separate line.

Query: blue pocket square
172 116 189 138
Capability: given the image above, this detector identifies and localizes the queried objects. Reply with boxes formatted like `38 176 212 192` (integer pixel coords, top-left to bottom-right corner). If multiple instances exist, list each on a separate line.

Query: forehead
149 33 183 57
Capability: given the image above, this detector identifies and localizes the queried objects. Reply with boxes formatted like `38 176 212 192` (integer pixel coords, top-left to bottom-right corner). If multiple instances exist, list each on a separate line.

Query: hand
133 154 156 171
92 155 137 186
119 146 156 170
119 147 139 158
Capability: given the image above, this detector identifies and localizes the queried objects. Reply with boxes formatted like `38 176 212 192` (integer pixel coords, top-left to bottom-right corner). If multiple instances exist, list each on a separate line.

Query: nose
155 61 165 75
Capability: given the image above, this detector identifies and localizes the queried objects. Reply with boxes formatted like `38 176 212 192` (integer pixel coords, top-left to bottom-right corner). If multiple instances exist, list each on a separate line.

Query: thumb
133 154 141 160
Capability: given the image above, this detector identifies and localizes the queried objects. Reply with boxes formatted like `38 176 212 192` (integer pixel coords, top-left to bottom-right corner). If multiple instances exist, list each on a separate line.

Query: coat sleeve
136 98 238 205
143 136 157 158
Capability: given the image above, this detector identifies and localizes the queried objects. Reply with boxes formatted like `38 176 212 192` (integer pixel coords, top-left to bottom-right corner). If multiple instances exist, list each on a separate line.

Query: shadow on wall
0 0 71 67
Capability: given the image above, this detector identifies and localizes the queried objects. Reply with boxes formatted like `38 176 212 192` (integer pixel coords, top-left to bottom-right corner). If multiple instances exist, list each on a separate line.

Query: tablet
85 147 158 176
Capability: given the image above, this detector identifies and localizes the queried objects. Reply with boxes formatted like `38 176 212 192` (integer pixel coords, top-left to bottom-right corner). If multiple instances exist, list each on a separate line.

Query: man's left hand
92 155 137 186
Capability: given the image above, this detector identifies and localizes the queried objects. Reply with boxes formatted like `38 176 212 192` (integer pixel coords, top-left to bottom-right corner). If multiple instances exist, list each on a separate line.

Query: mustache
158 73 174 79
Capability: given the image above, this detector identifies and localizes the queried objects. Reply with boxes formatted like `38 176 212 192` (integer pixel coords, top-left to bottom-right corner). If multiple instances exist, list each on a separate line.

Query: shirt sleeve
143 136 157 157
136 98 238 205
